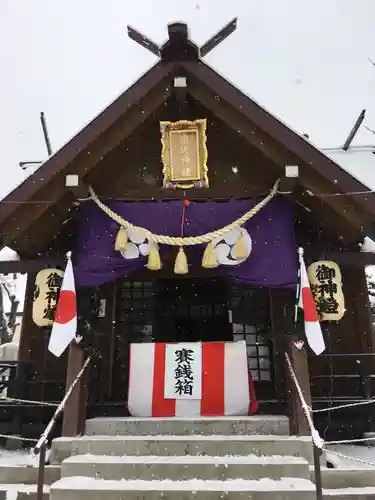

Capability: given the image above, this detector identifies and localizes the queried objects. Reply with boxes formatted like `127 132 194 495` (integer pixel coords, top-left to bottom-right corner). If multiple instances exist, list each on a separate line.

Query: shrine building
1 21 375 438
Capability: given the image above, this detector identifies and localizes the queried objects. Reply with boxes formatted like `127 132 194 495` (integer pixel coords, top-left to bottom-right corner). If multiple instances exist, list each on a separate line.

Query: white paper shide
164 342 202 400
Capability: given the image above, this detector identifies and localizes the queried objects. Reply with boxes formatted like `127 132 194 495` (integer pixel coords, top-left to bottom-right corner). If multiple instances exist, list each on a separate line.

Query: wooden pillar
286 339 312 435
61 343 86 436
270 288 312 435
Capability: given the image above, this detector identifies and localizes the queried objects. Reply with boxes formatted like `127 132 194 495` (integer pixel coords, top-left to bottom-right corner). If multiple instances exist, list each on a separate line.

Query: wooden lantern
160 119 208 189
307 261 345 321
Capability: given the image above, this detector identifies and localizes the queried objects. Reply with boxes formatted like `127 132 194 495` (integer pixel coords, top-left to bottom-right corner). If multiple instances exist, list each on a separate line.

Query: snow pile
0 248 19 262
323 147 375 193
360 237 375 253
326 444 375 469
0 449 38 466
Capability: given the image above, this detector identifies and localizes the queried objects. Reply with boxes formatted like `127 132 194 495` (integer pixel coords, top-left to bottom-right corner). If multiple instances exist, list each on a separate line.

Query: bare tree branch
364 124 375 136
0 275 19 343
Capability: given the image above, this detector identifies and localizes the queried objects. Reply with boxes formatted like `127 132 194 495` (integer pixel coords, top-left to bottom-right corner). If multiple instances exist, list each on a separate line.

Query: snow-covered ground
0 448 39 466
326 444 375 469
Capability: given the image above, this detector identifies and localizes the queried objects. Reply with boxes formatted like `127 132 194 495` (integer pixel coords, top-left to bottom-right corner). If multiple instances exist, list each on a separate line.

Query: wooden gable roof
1 22 374 255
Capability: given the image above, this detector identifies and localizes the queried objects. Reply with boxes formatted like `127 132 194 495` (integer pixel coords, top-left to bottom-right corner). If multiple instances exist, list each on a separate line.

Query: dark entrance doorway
154 278 232 343
96 276 276 408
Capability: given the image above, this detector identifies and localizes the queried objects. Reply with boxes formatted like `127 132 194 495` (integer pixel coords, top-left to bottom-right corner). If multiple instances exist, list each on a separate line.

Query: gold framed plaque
160 119 208 189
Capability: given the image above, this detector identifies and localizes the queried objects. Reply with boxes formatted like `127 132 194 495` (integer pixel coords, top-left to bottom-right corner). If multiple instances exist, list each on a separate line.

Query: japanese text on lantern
307 261 345 321
32 268 64 327
164 343 202 399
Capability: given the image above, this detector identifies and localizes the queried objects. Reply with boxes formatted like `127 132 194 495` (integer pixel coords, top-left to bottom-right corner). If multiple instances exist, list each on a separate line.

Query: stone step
0 464 60 485
0 484 49 499
312 467 375 489
50 476 317 500
85 415 290 436
61 454 309 481
51 434 314 464
324 489 375 499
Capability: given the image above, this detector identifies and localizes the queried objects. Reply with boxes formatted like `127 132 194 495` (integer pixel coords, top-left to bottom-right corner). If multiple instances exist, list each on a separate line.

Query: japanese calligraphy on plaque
32 268 64 327
160 119 208 189
307 261 345 321
164 342 202 399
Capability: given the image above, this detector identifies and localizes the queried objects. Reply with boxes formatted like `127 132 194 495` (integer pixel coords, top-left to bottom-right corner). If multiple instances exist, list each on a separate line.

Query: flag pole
294 247 303 323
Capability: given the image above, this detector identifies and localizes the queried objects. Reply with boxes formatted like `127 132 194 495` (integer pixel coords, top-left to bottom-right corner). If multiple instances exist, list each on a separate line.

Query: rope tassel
115 226 128 252
147 243 162 271
174 247 189 274
233 231 247 259
202 242 218 269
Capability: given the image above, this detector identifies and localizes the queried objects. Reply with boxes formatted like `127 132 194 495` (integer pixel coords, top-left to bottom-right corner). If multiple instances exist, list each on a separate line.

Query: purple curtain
74 196 297 288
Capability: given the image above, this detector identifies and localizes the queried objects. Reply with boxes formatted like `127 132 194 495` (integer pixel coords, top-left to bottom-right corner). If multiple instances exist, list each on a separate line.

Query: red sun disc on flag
302 288 319 322
54 291 76 324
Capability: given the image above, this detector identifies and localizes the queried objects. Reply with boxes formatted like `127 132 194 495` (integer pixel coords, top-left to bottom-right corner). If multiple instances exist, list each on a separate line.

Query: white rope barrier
34 355 91 454
0 433 37 443
327 436 375 446
1 397 58 407
325 448 375 468
310 398 375 414
285 352 375 472
284 352 324 449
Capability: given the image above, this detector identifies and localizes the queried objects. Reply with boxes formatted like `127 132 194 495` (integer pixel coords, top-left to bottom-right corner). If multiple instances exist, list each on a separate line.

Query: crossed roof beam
127 18 238 59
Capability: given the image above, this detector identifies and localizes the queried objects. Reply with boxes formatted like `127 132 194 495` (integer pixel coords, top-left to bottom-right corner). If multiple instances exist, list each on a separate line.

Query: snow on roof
0 248 19 262
322 146 375 192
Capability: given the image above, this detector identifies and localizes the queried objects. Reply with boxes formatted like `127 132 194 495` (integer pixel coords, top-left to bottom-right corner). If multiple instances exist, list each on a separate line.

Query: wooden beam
343 109 366 150
0 259 64 274
286 341 312 436
0 82 173 247
311 251 375 266
62 343 85 437
1 250 372 276
85 184 276 201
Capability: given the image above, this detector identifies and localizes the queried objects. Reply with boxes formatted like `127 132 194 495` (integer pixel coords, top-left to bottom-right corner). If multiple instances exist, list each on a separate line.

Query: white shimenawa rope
285 352 324 449
88 179 280 246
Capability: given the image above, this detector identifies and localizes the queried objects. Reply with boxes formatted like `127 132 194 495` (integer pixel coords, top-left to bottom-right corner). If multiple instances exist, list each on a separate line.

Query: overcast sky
1 0 375 202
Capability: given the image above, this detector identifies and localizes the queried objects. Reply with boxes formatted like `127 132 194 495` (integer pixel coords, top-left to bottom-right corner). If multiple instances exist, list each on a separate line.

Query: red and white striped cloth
127 341 258 417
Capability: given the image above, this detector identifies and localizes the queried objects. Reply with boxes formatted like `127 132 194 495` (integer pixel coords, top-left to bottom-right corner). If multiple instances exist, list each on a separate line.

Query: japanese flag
298 249 325 355
48 253 77 357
